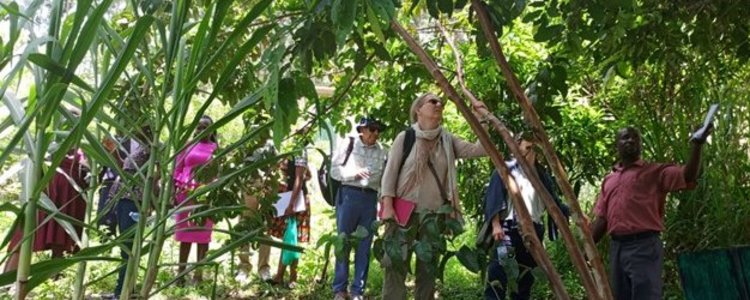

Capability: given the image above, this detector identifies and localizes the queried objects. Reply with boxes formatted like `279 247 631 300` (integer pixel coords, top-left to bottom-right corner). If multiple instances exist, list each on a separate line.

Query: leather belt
342 185 378 194
611 230 660 242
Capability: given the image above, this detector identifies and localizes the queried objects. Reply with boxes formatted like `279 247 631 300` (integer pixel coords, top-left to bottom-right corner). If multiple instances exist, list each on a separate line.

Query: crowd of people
1 93 712 300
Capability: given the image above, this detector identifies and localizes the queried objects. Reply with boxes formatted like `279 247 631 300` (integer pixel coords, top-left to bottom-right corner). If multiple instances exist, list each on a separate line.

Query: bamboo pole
16 143 41 300
435 21 602 300
120 138 158 300
391 20 570 300
73 157 97 300
470 1 613 298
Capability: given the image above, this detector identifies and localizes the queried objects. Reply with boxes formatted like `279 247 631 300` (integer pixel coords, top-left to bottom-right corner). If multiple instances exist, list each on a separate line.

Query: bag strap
399 128 416 172
341 136 355 166
392 128 417 196
427 159 450 205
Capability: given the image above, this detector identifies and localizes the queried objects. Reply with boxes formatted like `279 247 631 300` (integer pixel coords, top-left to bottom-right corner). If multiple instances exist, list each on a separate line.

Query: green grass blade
27 53 94 92
38 15 155 197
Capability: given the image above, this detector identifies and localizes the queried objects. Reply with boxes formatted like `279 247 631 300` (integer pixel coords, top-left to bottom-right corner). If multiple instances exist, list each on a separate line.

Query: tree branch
438 19 601 300
471 1 613 299
391 19 571 300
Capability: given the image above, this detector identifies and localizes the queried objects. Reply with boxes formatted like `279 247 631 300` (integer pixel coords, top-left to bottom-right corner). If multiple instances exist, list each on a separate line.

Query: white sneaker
351 295 364 300
259 266 271 282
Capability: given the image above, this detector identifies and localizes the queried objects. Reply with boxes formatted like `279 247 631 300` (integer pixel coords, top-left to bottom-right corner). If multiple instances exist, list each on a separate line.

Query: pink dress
174 141 217 243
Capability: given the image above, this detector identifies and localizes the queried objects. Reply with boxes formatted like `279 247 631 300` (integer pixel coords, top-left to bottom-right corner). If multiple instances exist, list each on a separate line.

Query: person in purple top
591 124 712 300
173 115 219 285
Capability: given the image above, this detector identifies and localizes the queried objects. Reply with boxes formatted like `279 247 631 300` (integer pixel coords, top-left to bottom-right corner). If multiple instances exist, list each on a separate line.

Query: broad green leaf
366 3 386 45
293 72 318 102
414 240 434 262
436 204 454 214
427 0 439 19
534 24 564 42
438 0 453 16
332 0 358 45
351 225 369 239
371 0 396 21
446 218 464 235
455 245 481 273
454 0 468 10
372 238 384 261
333 233 346 259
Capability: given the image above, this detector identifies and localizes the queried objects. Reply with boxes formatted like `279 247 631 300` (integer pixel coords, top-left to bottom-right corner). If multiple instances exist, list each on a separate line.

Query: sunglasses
426 98 443 106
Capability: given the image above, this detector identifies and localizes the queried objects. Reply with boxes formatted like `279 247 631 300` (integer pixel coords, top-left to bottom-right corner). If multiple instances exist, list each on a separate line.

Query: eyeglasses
426 98 443 106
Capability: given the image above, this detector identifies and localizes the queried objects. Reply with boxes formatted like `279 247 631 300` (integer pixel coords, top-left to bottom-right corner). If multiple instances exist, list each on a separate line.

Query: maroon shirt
594 160 696 236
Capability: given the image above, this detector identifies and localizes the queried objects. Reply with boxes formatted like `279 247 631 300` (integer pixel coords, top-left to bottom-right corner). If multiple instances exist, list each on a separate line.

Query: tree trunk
470 1 613 299
391 20 571 300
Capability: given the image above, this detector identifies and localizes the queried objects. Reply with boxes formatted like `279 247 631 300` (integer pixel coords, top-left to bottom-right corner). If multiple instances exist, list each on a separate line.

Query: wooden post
391 20 571 300
470 1 613 299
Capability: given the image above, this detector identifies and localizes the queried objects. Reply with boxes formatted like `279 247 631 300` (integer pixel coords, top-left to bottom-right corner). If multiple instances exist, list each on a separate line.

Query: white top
331 136 388 192
505 159 546 224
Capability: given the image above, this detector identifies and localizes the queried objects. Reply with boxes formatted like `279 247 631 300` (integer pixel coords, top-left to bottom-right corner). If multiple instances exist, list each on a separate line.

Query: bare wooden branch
437 20 601 300
470 1 613 299
391 19 571 300
437 18 606 300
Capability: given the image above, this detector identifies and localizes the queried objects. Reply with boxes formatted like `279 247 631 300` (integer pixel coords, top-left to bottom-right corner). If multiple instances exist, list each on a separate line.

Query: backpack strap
398 127 416 176
341 136 355 166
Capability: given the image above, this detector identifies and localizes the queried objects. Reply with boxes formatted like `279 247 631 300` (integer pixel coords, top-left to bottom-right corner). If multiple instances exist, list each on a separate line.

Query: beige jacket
380 128 485 211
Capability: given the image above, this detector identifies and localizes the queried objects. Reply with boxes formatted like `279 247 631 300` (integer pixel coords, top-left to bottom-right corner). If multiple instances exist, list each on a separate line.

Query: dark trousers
114 198 138 297
610 234 663 300
332 186 378 296
485 222 544 300
97 180 117 235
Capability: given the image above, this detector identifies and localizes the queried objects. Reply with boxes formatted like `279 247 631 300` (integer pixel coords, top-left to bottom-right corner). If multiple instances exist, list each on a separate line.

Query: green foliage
0 0 748 298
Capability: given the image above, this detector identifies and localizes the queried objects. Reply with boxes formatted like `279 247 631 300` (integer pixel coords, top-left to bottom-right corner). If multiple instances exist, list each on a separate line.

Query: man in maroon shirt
591 125 711 300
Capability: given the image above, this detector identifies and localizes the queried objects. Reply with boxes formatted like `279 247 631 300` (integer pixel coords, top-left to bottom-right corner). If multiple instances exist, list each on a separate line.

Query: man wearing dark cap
591 125 712 300
331 117 388 300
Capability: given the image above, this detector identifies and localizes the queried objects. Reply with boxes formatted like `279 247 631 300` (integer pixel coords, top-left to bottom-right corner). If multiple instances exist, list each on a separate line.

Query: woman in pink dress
173 115 218 284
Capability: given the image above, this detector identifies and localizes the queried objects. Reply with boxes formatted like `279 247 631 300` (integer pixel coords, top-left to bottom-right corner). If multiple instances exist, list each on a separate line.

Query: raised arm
683 123 713 183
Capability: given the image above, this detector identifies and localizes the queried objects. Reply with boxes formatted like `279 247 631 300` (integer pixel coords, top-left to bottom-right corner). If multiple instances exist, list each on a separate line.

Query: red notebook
379 197 416 227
